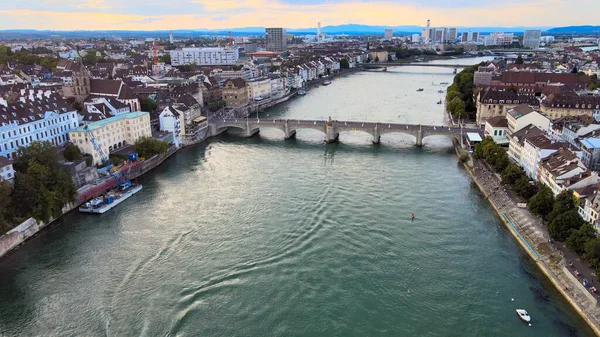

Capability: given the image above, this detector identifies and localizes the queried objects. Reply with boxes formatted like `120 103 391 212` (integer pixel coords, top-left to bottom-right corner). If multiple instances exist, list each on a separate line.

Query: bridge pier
373 125 381 144
325 118 339 143
284 121 296 140
416 128 423 147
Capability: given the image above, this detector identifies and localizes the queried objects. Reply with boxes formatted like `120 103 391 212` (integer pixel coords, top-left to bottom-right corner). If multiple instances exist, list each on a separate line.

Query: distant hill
546 26 600 34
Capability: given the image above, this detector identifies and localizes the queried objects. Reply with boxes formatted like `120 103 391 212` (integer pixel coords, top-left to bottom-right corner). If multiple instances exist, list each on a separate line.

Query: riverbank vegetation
0 142 77 234
446 63 485 121
473 137 600 273
134 137 168 158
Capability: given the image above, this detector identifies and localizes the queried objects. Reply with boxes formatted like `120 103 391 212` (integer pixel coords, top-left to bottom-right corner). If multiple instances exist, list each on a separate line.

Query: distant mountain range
0 25 598 39
546 26 600 34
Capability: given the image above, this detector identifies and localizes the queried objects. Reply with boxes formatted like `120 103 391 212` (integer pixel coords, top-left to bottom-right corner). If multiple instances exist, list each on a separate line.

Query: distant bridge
360 63 468 69
211 118 479 146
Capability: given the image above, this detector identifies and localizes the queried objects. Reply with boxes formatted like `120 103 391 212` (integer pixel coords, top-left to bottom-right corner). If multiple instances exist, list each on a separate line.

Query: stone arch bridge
211 118 480 146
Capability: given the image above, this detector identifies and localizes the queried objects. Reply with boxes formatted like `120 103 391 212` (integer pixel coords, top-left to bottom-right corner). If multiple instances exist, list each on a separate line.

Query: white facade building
170 47 240 66
0 156 14 182
507 105 550 135
159 106 184 148
0 92 79 160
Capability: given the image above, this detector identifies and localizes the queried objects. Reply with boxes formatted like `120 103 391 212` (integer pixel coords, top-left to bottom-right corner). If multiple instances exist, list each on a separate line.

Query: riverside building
69 111 151 165
0 91 78 160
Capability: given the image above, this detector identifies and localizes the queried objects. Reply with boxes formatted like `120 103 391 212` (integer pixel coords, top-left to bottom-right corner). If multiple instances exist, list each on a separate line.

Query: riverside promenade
468 157 600 335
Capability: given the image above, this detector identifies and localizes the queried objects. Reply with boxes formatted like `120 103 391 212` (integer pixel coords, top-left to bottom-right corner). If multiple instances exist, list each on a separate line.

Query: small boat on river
416 88 424 92
297 89 306 96
516 309 531 326
323 80 332 86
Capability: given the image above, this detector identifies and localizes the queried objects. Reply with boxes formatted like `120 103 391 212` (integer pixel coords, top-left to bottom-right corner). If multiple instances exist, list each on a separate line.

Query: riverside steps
211 117 480 146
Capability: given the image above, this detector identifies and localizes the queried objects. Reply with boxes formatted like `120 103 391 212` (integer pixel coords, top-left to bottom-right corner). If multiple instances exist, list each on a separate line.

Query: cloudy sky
0 0 596 30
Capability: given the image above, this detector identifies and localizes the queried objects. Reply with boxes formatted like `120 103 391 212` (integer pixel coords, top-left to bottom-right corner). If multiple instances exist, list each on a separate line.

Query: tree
134 137 168 158
501 163 523 186
83 50 98 65
13 141 58 173
387 54 393 62
374 55 380 63
340 58 350 69
63 143 82 162
158 54 171 64
547 210 584 241
71 101 82 112
12 160 76 223
445 91 462 103
447 97 465 119
547 190 577 224
584 238 600 271
515 54 524 64
528 186 554 220
513 177 538 200
566 223 596 255
0 180 12 233
140 98 157 113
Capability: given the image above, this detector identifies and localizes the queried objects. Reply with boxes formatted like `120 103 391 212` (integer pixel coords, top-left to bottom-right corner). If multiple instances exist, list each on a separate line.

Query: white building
484 116 509 145
580 138 600 171
538 149 592 196
520 134 564 180
69 111 152 165
0 156 14 182
159 106 184 148
170 47 240 66
507 105 550 135
0 92 79 160
507 124 547 165
523 30 542 49
411 34 421 43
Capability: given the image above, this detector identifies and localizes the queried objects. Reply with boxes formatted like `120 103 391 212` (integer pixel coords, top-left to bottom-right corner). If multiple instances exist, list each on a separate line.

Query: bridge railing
214 118 480 133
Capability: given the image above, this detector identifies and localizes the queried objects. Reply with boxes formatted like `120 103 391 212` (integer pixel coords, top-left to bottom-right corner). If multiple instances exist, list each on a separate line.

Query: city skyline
0 0 598 31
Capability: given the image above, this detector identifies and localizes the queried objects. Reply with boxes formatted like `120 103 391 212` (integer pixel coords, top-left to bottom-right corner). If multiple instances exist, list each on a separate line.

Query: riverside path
211 117 480 146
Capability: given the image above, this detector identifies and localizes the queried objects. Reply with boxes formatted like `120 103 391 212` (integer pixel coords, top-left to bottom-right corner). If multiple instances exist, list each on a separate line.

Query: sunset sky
0 0 597 30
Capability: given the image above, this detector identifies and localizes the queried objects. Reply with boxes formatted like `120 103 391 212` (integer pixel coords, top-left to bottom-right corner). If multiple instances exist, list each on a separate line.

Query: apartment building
0 92 79 160
266 28 287 52
69 111 151 165
170 47 240 66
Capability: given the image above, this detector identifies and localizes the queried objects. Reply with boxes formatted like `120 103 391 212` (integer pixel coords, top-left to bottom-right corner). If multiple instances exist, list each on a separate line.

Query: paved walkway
471 158 600 333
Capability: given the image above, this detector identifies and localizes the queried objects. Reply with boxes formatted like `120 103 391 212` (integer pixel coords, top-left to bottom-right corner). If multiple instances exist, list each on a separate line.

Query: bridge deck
215 118 479 135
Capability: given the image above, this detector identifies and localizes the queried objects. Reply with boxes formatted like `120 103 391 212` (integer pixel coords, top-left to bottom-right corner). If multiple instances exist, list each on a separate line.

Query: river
0 57 595 337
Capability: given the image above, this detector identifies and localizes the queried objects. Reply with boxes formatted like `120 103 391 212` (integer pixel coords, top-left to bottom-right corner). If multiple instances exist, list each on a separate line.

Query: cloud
0 0 598 30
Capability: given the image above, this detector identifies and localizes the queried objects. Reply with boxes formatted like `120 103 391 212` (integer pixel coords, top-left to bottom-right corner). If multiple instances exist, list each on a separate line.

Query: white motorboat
516 309 531 326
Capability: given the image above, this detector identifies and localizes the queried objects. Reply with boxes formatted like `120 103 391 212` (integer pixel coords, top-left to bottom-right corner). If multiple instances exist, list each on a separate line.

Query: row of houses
483 104 600 231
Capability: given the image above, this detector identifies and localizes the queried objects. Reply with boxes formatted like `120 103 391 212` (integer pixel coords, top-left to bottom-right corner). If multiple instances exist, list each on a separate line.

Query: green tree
527 186 554 220
547 210 584 241
547 190 577 224
583 238 600 271
134 137 168 158
447 97 465 119
340 58 350 69
374 55 380 62
157 54 171 64
445 90 462 103
566 223 596 255
0 180 12 233
140 98 157 113
513 177 538 200
501 163 523 186
515 54 524 64
83 50 98 65
63 143 82 162
13 141 58 173
71 101 82 112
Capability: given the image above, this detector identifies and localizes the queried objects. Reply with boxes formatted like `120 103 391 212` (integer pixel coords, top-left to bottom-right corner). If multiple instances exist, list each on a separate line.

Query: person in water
411 213 415 220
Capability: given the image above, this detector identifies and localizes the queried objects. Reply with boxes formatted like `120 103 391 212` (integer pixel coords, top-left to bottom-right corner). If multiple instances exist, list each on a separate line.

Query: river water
0 57 595 337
